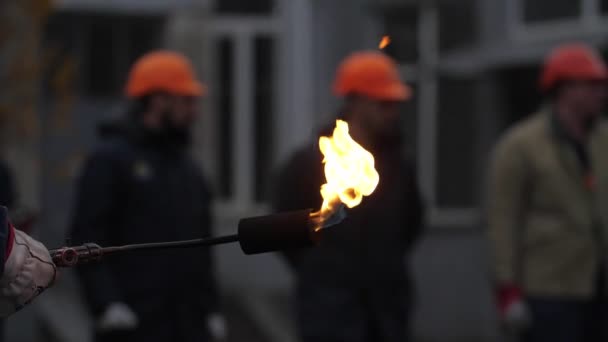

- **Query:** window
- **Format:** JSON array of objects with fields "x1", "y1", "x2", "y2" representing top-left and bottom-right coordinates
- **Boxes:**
[
  {"x1": 87, "y1": 22, "x2": 116, "y2": 96},
  {"x1": 217, "y1": 38, "x2": 234, "y2": 199},
  {"x1": 43, "y1": 12, "x2": 81, "y2": 94},
  {"x1": 377, "y1": 2, "x2": 480, "y2": 225},
  {"x1": 124, "y1": 16, "x2": 166, "y2": 77},
  {"x1": 214, "y1": 0, "x2": 274, "y2": 15},
  {"x1": 45, "y1": 12, "x2": 165, "y2": 97},
  {"x1": 208, "y1": 8, "x2": 282, "y2": 207},
  {"x1": 523, "y1": 0, "x2": 581, "y2": 23},
  {"x1": 253, "y1": 36, "x2": 275, "y2": 202},
  {"x1": 436, "y1": 77, "x2": 477, "y2": 207},
  {"x1": 601, "y1": 0, "x2": 608, "y2": 15},
  {"x1": 382, "y1": 5, "x2": 418, "y2": 63},
  {"x1": 497, "y1": 65, "x2": 543, "y2": 128},
  {"x1": 509, "y1": 0, "x2": 608, "y2": 42},
  {"x1": 400, "y1": 84, "x2": 418, "y2": 159},
  {"x1": 438, "y1": 1, "x2": 477, "y2": 53}
]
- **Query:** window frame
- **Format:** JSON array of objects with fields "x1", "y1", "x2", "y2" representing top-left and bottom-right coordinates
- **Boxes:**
[
  {"x1": 207, "y1": 21, "x2": 279, "y2": 213},
  {"x1": 205, "y1": 0, "x2": 316, "y2": 215},
  {"x1": 395, "y1": 3, "x2": 481, "y2": 228},
  {"x1": 507, "y1": 0, "x2": 608, "y2": 42}
]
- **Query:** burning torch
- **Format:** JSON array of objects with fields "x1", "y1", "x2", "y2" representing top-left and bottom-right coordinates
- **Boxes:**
[{"x1": 51, "y1": 120, "x2": 379, "y2": 267}]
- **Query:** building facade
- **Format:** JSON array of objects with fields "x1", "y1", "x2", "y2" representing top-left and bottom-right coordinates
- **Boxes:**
[{"x1": 6, "y1": 0, "x2": 608, "y2": 341}]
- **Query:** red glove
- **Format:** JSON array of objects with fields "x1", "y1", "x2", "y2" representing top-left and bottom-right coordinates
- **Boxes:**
[
  {"x1": 496, "y1": 284, "x2": 531, "y2": 332},
  {"x1": 497, "y1": 284, "x2": 523, "y2": 316}
]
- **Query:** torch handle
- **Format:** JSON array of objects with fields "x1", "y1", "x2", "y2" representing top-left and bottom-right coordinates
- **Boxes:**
[
  {"x1": 50, "y1": 243, "x2": 104, "y2": 268},
  {"x1": 50, "y1": 234, "x2": 240, "y2": 268},
  {"x1": 107, "y1": 234, "x2": 240, "y2": 253},
  {"x1": 50, "y1": 208, "x2": 324, "y2": 267}
]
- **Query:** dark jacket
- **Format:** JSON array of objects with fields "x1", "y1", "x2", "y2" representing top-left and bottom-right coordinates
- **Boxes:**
[
  {"x1": 70, "y1": 120, "x2": 218, "y2": 341},
  {"x1": 274, "y1": 139, "x2": 424, "y2": 342}
]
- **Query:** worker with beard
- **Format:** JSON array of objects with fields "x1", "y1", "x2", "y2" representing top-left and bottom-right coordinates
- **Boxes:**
[
  {"x1": 487, "y1": 43, "x2": 608, "y2": 341},
  {"x1": 273, "y1": 51, "x2": 425, "y2": 342},
  {"x1": 70, "y1": 51, "x2": 225, "y2": 342}
]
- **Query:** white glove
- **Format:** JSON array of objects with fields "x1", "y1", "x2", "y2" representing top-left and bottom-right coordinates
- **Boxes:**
[
  {"x1": 503, "y1": 299, "x2": 532, "y2": 334},
  {"x1": 207, "y1": 313, "x2": 228, "y2": 340},
  {"x1": 98, "y1": 302, "x2": 139, "y2": 332},
  {"x1": 0, "y1": 229, "x2": 57, "y2": 317}
]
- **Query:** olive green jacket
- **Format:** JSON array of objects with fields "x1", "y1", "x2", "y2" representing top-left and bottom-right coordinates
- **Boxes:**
[{"x1": 487, "y1": 109, "x2": 608, "y2": 298}]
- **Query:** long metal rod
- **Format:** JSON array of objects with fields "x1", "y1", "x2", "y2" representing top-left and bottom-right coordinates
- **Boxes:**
[
  {"x1": 102, "y1": 234, "x2": 240, "y2": 254},
  {"x1": 49, "y1": 234, "x2": 241, "y2": 268}
]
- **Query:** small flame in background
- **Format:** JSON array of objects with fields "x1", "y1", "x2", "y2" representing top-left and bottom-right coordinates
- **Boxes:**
[
  {"x1": 311, "y1": 120, "x2": 380, "y2": 230},
  {"x1": 379, "y1": 35, "x2": 391, "y2": 50}
]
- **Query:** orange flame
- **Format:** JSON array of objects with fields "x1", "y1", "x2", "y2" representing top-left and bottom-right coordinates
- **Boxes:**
[
  {"x1": 312, "y1": 120, "x2": 379, "y2": 229},
  {"x1": 379, "y1": 35, "x2": 391, "y2": 50}
]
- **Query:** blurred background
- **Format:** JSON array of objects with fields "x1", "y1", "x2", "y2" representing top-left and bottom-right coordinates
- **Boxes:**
[{"x1": 1, "y1": 0, "x2": 608, "y2": 341}]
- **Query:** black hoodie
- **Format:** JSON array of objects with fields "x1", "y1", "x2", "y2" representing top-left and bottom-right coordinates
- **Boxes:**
[
  {"x1": 272, "y1": 120, "x2": 424, "y2": 341},
  {"x1": 70, "y1": 115, "x2": 219, "y2": 341}
]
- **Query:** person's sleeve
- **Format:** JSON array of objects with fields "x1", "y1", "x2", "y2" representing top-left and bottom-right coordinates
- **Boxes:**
[
  {"x1": 70, "y1": 149, "x2": 125, "y2": 315},
  {"x1": 403, "y1": 160, "x2": 425, "y2": 248},
  {"x1": 486, "y1": 135, "x2": 529, "y2": 286}
]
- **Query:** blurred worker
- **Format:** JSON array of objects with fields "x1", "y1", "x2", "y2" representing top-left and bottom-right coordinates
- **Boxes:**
[
  {"x1": 487, "y1": 43, "x2": 608, "y2": 342},
  {"x1": 0, "y1": 205, "x2": 56, "y2": 318},
  {"x1": 70, "y1": 51, "x2": 224, "y2": 342},
  {"x1": 274, "y1": 51, "x2": 424, "y2": 342}
]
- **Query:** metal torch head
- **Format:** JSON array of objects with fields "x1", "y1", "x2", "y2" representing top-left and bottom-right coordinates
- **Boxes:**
[{"x1": 237, "y1": 209, "x2": 321, "y2": 255}]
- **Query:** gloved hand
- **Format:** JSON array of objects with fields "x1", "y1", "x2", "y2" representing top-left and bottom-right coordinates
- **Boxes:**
[
  {"x1": 0, "y1": 228, "x2": 57, "y2": 317},
  {"x1": 497, "y1": 284, "x2": 532, "y2": 333},
  {"x1": 207, "y1": 312, "x2": 228, "y2": 340},
  {"x1": 98, "y1": 302, "x2": 139, "y2": 332}
]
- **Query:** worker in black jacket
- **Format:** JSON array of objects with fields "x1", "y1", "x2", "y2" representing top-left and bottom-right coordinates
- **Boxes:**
[
  {"x1": 70, "y1": 51, "x2": 224, "y2": 342},
  {"x1": 274, "y1": 51, "x2": 424, "y2": 342}
]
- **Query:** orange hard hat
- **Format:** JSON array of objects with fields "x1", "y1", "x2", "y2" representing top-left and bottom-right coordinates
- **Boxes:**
[
  {"x1": 540, "y1": 43, "x2": 608, "y2": 91},
  {"x1": 125, "y1": 50, "x2": 206, "y2": 98},
  {"x1": 333, "y1": 51, "x2": 411, "y2": 101}
]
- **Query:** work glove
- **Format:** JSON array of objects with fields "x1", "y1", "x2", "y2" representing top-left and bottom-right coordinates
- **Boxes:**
[
  {"x1": 98, "y1": 302, "x2": 139, "y2": 332},
  {"x1": 0, "y1": 228, "x2": 57, "y2": 317},
  {"x1": 497, "y1": 284, "x2": 532, "y2": 334},
  {"x1": 207, "y1": 312, "x2": 228, "y2": 341}
]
